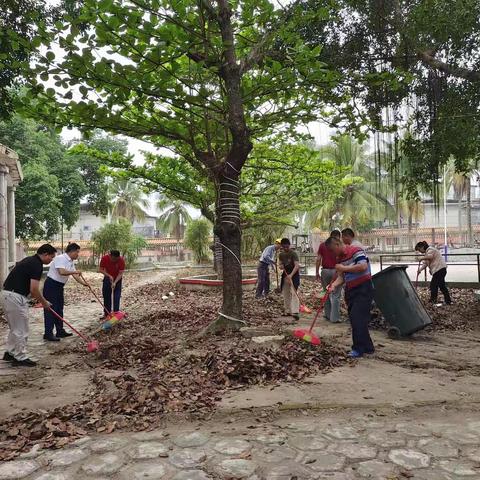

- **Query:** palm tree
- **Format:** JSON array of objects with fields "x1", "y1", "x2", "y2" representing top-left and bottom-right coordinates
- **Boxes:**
[
  {"x1": 157, "y1": 196, "x2": 192, "y2": 259},
  {"x1": 108, "y1": 179, "x2": 150, "y2": 222},
  {"x1": 307, "y1": 135, "x2": 394, "y2": 230},
  {"x1": 444, "y1": 159, "x2": 478, "y2": 246}
]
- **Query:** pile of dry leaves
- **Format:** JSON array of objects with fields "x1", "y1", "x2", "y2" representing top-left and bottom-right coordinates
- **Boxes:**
[{"x1": 0, "y1": 278, "x2": 346, "y2": 460}]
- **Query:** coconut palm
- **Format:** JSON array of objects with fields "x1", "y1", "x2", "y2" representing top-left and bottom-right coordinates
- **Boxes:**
[
  {"x1": 157, "y1": 196, "x2": 192, "y2": 259},
  {"x1": 444, "y1": 159, "x2": 479, "y2": 246},
  {"x1": 108, "y1": 179, "x2": 150, "y2": 222},
  {"x1": 307, "y1": 135, "x2": 394, "y2": 231}
]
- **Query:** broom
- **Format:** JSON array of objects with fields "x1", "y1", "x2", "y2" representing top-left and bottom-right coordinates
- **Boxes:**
[
  {"x1": 293, "y1": 285, "x2": 332, "y2": 346},
  {"x1": 48, "y1": 308, "x2": 99, "y2": 352},
  {"x1": 289, "y1": 278, "x2": 312, "y2": 314}
]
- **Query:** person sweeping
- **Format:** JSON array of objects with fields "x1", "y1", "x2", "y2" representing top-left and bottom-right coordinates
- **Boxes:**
[
  {"x1": 255, "y1": 240, "x2": 281, "y2": 299},
  {"x1": 43, "y1": 243, "x2": 88, "y2": 342},
  {"x1": 326, "y1": 237, "x2": 374, "y2": 358},
  {"x1": 415, "y1": 241, "x2": 452, "y2": 305},
  {"x1": 279, "y1": 238, "x2": 300, "y2": 321},
  {"x1": 99, "y1": 250, "x2": 125, "y2": 319},
  {"x1": 315, "y1": 230, "x2": 342, "y2": 323},
  {"x1": 2, "y1": 244, "x2": 57, "y2": 367}
]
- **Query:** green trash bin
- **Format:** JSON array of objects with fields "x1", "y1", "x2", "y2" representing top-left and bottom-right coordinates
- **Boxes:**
[{"x1": 372, "y1": 265, "x2": 432, "y2": 339}]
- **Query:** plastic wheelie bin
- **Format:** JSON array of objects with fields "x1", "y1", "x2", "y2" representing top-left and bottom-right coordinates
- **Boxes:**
[{"x1": 372, "y1": 265, "x2": 432, "y2": 339}]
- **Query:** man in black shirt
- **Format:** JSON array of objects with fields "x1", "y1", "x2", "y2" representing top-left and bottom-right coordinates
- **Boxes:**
[{"x1": 1, "y1": 244, "x2": 56, "y2": 367}]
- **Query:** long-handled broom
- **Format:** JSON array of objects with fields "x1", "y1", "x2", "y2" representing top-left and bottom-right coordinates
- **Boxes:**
[
  {"x1": 81, "y1": 274, "x2": 111, "y2": 319},
  {"x1": 293, "y1": 285, "x2": 332, "y2": 346},
  {"x1": 48, "y1": 307, "x2": 99, "y2": 352},
  {"x1": 289, "y1": 278, "x2": 312, "y2": 314}
]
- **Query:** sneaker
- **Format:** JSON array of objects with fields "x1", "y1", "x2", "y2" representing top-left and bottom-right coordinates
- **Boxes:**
[
  {"x1": 348, "y1": 350, "x2": 363, "y2": 358},
  {"x1": 12, "y1": 358, "x2": 37, "y2": 367},
  {"x1": 43, "y1": 334, "x2": 60, "y2": 342},
  {"x1": 56, "y1": 331, "x2": 73, "y2": 338},
  {"x1": 2, "y1": 352, "x2": 14, "y2": 362}
]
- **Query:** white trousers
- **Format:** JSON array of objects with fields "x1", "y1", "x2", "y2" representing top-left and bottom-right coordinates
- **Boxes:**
[
  {"x1": 1, "y1": 290, "x2": 30, "y2": 361},
  {"x1": 282, "y1": 280, "x2": 300, "y2": 315}
]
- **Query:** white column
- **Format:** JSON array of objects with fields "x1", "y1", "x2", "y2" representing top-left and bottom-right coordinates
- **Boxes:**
[
  {"x1": 7, "y1": 186, "x2": 15, "y2": 264},
  {"x1": 0, "y1": 166, "x2": 8, "y2": 285}
]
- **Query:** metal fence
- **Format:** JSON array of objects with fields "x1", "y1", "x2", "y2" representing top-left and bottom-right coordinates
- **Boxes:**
[{"x1": 379, "y1": 253, "x2": 480, "y2": 283}]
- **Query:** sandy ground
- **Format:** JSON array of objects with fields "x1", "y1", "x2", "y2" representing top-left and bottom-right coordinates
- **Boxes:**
[{"x1": 0, "y1": 269, "x2": 479, "y2": 457}]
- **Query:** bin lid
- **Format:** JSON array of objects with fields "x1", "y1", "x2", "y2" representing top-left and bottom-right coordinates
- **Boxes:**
[{"x1": 372, "y1": 264, "x2": 408, "y2": 279}]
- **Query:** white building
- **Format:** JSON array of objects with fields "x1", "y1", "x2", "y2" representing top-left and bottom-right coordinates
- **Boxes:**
[
  {"x1": 60, "y1": 203, "x2": 157, "y2": 240},
  {"x1": 0, "y1": 144, "x2": 23, "y2": 285}
]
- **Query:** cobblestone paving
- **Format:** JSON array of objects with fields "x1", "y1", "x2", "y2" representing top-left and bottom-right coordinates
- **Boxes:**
[
  {"x1": 0, "y1": 300, "x2": 101, "y2": 376},
  {"x1": 1, "y1": 413, "x2": 480, "y2": 479}
]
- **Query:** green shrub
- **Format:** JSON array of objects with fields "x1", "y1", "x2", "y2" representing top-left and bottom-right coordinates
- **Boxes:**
[{"x1": 184, "y1": 218, "x2": 211, "y2": 263}]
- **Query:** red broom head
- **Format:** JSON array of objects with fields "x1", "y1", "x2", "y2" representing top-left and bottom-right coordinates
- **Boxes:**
[
  {"x1": 87, "y1": 340, "x2": 99, "y2": 352},
  {"x1": 300, "y1": 305, "x2": 312, "y2": 314},
  {"x1": 293, "y1": 329, "x2": 307, "y2": 339}
]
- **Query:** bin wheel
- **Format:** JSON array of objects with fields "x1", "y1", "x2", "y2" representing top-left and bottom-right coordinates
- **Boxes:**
[{"x1": 387, "y1": 326, "x2": 401, "y2": 340}]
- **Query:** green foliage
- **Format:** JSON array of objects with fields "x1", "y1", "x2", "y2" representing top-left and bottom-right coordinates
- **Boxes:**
[
  {"x1": 91, "y1": 221, "x2": 131, "y2": 256},
  {"x1": 0, "y1": 0, "x2": 53, "y2": 118},
  {"x1": 184, "y1": 219, "x2": 211, "y2": 264},
  {"x1": 0, "y1": 116, "x2": 127, "y2": 239},
  {"x1": 68, "y1": 130, "x2": 128, "y2": 216},
  {"x1": 307, "y1": 136, "x2": 394, "y2": 230},
  {"x1": 91, "y1": 219, "x2": 146, "y2": 267},
  {"x1": 295, "y1": 0, "x2": 480, "y2": 188},
  {"x1": 16, "y1": 162, "x2": 61, "y2": 240},
  {"x1": 157, "y1": 196, "x2": 192, "y2": 240},
  {"x1": 108, "y1": 178, "x2": 149, "y2": 222},
  {"x1": 123, "y1": 234, "x2": 147, "y2": 268},
  {"x1": 241, "y1": 137, "x2": 344, "y2": 229}
]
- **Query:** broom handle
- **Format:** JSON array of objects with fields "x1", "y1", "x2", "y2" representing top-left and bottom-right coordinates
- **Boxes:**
[
  {"x1": 48, "y1": 307, "x2": 90, "y2": 343},
  {"x1": 81, "y1": 274, "x2": 110, "y2": 313},
  {"x1": 307, "y1": 281, "x2": 334, "y2": 332}
]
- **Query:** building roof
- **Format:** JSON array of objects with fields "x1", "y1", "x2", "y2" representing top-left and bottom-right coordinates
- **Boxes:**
[{"x1": 0, "y1": 144, "x2": 22, "y2": 186}]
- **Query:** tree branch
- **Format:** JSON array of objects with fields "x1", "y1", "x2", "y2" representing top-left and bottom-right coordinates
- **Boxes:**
[{"x1": 417, "y1": 50, "x2": 480, "y2": 83}]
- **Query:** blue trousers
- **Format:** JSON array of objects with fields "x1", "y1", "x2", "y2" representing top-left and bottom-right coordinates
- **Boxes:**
[
  {"x1": 256, "y1": 262, "x2": 270, "y2": 298},
  {"x1": 103, "y1": 278, "x2": 122, "y2": 315},
  {"x1": 345, "y1": 281, "x2": 375, "y2": 354},
  {"x1": 43, "y1": 277, "x2": 66, "y2": 336}
]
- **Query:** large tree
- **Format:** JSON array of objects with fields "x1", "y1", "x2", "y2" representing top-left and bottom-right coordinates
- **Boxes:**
[
  {"x1": 22, "y1": 0, "x2": 344, "y2": 327},
  {"x1": 296, "y1": 0, "x2": 480, "y2": 190}
]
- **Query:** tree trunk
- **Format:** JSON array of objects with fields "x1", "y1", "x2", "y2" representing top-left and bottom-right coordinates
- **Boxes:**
[
  {"x1": 201, "y1": 0, "x2": 252, "y2": 334},
  {"x1": 213, "y1": 234, "x2": 223, "y2": 279},
  {"x1": 458, "y1": 198, "x2": 463, "y2": 245},
  {"x1": 407, "y1": 211, "x2": 413, "y2": 250},
  {"x1": 467, "y1": 177, "x2": 473, "y2": 246},
  {"x1": 203, "y1": 171, "x2": 246, "y2": 334}
]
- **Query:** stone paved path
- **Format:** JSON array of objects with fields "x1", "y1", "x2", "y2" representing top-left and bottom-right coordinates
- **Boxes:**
[{"x1": 1, "y1": 409, "x2": 480, "y2": 479}]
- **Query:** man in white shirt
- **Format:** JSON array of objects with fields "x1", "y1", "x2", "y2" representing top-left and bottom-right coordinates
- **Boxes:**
[{"x1": 43, "y1": 243, "x2": 88, "y2": 341}]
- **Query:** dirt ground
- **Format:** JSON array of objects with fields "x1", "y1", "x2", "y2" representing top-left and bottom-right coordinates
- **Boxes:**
[{"x1": 1, "y1": 269, "x2": 480, "y2": 461}]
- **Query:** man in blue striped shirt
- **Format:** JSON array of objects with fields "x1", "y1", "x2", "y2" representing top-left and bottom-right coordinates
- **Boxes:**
[
  {"x1": 256, "y1": 240, "x2": 281, "y2": 299},
  {"x1": 326, "y1": 236, "x2": 375, "y2": 358}
]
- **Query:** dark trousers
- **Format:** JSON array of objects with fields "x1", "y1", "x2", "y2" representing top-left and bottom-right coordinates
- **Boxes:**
[
  {"x1": 43, "y1": 277, "x2": 66, "y2": 336},
  {"x1": 430, "y1": 268, "x2": 451, "y2": 304},
  {"x1": 103, "y1": 278, "x2": 122, "y2": 315},
  {"x1": 345, "y1": 282, "x2": 375, "y2": 354},
  {"x1": 256, "y1": 262, "x2": 270, "y2": 298}
]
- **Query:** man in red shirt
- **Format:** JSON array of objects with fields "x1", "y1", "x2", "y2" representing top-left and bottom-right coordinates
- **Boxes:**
[
  {"x1": 315, "y1": 230, "x2": 342, "y2": 323},
  {"x1": 99, "y1": 250, "x2": 125, "y2": 318}
]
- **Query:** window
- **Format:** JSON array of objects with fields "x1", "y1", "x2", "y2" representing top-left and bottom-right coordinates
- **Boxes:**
[{"x1": 83, "y1": 225, "x2": 90, "y2": 231}]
